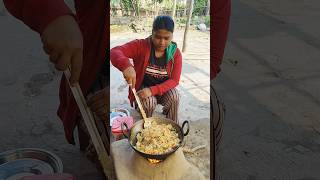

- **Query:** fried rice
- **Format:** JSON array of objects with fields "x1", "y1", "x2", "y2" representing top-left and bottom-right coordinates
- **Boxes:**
[{"x1": 134, "y1": 121, "x2": 180, "y2": 155}]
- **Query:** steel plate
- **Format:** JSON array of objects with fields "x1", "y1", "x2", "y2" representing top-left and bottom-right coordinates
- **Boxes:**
[{"x1": 0, "y1": 148, "x2": 63, "y2": 180}]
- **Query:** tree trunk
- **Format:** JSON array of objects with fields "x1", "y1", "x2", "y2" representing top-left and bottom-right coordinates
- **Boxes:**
[
  {"x1": 121, "y1": 0, "x2": 127, "y2": 16},
  {"x1": 154, "y1": 1, "x2": 156, "y2": 18},
  {"x1": 135, "y1": 0, "x2": 140, "y2": 18},
  {"x1": 155, "y1": 1, "x2": 159, "y2": 17},
  {"x1": 205, "y1": 0, "x2": 210, "y2": 16},
  {"x1": 119, "y1": 0, "x2": 124, "y2": 16},
  {"x1": 184, "y1": 0, "x2": 188, "y2": 16},
  {"x1": 136, "y1": 0, "x2": 140, "y2": 19},
  {"x1": 130, "y1": 0, "x2": 140, "y2": 17},
  {"x1": 182, "y1": 0, "x2": 194, "y2": 53},
  {"x1": 129, "y1": 0, "x2": 136, "y2": 16},
  {"x1": 171, "y1": 0, "x2": 177, "y2": 19}
]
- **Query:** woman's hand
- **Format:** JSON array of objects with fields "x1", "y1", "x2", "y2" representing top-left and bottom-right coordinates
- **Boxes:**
[
  {"x1": 122, "y1": 66, "x2": 136, "y2": 87},
  {"x1": 87, "y1": 88, "x2": 108, "y2": 122},
  {"x1": 137, "y1": 88, "x2": 152, "y2": 99},
  {"x1": 41, "y1": 15, "x2": 83, "y2": 85}
]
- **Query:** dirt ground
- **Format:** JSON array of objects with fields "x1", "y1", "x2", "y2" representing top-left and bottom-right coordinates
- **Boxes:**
[{"x1": 110, "y1": 29, "x2": 211, "y2": 179}]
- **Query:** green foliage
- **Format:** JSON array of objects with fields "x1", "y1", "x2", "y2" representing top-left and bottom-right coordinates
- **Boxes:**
[
  {"x1": 190, "y1": 15, "x2": 210, "y2": 26},
  {"x1": 177, "y1": 17, "x2": 187, "y2": 24},
  {"x1": 112, "y1": 0, "x2": 209, "y2": 18},
  {"x1": 176, "y1": 3, "x2": 186, "y2": 10},
  {"x1": 175, "y1": 9, "x2": 210, "y2": 27},
  {"x1": 192, "y1": 15, "x2": 199, "y2": 25},
  {"x1": 122, "y1": 0, "x2": 134, "y2": 13},
  {"x1": 162, "y1": 0, "x2": 173, "y2": 10},
  {"x1": 204, "y1": 15, "x2": 210, "y2": 27},
  {"x1": 119, "y1": 0, "x2": 140, "y2": 16},
  {"x1": 110, "y1": 0, "x2": 120, "y2": 7},
  {"x1": 193, "y1": 0, "x2": 208, "y2": 16}
]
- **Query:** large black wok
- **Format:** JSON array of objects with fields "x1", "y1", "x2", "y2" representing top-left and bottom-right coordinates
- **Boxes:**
[{"x1": 121, "y1": 117, "x2": 189, "y2": 160}]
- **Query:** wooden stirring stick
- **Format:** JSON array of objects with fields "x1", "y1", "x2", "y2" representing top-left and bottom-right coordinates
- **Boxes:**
[
  {"x1": 129, "y1": 85, "x2": 151, "y2": 128},
  {"x1": 64, "y1": 67, "x2": 112, "y2": 179}
]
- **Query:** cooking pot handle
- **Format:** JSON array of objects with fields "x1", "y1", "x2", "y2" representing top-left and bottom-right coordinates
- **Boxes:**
[
  {"x1": 182, "y1": 121, "x2": 190, "y2": 136},
  {"x1": 121, "y1": 122, "x2": 129, "y2": 139}
]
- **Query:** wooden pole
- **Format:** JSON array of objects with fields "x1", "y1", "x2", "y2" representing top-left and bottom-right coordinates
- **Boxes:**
[
  {"x1": 172, "y1": 0, "x2": 177, "y2": 19},
  {"x1": 64, "y1": 68, "x2": 113, "y2": 179},
  {"x1": 182, "y1": 0, "x2": 194, "y2": 53},
  {"x1": 205, "y1": 0, "x2": 210, "y2": 16}
]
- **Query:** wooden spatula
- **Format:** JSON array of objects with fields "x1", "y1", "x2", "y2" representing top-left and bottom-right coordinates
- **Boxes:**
[{"x1": 129, "y1": 85, "x2": 151, "y2": 128}]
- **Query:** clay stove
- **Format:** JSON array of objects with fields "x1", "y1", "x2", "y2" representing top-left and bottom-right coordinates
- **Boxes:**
[{"x1": 111, "y1": 139, "x2": 206, "y2": 180}]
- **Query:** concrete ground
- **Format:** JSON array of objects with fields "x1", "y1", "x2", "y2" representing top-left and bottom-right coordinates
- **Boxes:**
[{"x1": 215, "y1": 0, "x2": 320, "y2": 179}]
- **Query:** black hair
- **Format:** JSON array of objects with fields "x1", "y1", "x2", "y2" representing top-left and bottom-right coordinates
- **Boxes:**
[{"x1": 152, "y1": 15, "x2": 174, "y2": 33}]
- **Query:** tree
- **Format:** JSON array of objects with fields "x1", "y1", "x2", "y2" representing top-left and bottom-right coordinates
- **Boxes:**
[
  {"x1": 193, "y1": 0, "x2": 206, "y2": 16},
  {"x1": 121, "y1": 0, "x2": 132, "y2": 16},
  {"x1": 153, "y1": 0, "x2": 163, "y2": 17},
  {"x1": 119, "y1": 0, "x2": 139, "y2": 17},
  {"x1": 131, "y1": 0, "x2": 140, "y2": 17},
  {"x1": 111, "y1": 0, "x2": 120, "y2": 16},
  {"x1": 182, "y1": 0, "x2": 194, "y2": 52},
  {"x1": 119, "y1": 0, "x2": 125, "y2": 16},
  {"x1": 205, "y1": 0, "x2": 210, "y2": 16},
  {"x1": 171, "y1": 0, "x2": 177, "y2": 19}
]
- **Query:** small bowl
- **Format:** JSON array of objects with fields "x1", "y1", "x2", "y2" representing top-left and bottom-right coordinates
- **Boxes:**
[{"x1": 0, "y1": 148, "x2": 63, "y2": 180}]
